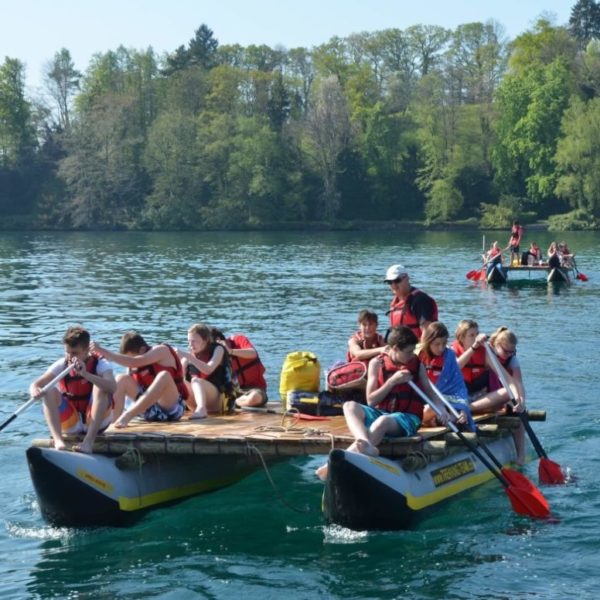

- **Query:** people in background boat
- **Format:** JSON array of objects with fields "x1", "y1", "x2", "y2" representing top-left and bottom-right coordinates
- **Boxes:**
[
  {"x1": 547, "y1": 242, "x2": 561, "y2": 269},
  {"x1": 523, "y1": 242, "x2": 543, "y2": 266},
  {"x1": 558, "y1": 241, "x2": 575, "y2": 268},
  {"x1": 483, "y1": 241, "x2": 503, "y2": 266},
  {"x1": 507, "y1": 220, "x2": 524, "y2": 265},
  {"x1": 91, "y1": 332, "x2": 188, "y2": 428},
  {"x1": 385, "y1": 264, "x2": 438, "y2": 341},
  {"x1": 418, "y1": 322, "x2": 474, "y2": 430},
  {"x1": 176, "y1": 323, "x2": 229, "y2": 418},
  {"x1": 210, "y1": 327, "x2": 268, "y2": 408},
  {"x1": 346, "y1": 309, "x2": 387, "y2": 365},
  {"x1": 30, "y1": 326, "x2": 116, "y2": 453}
]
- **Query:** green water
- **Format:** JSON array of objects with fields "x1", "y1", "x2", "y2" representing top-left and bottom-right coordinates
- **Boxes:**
[{"x1": 1, "y1": 230, "x2": 599, "y2": 599}]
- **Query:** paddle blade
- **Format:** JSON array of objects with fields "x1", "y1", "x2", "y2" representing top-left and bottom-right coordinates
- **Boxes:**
[
  {"x1": 505, "y1": 484, "x2": 551, "y2": 519},
  {"x1": 576, "y1": 272, "x2": 589, "y2": 282},
  {"x1": 500, "y1": 467, "x2": 540, "y2": 490},
  {"x1": 539, "y1": 458, "x2": 566, "y2": 485},
  {"x1": 466, "y1": 270, "x2": 477, "y2": 280}
]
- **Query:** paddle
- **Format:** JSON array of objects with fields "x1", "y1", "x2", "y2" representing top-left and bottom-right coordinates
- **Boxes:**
[
  {"x1": 408, "y1": 381, "x2": 550, "y2": 519},
  {"x1": 0, "y1": 363, "x2": 73, "y2": 433},
  {"x1": 426, "y1": 380, "x2": 547, "y2": 494},
  {"x1": 484, "y1": 343, "x2": 566, "y2": 485},
  {"x1": 572, "y1": 258, "x2": 589, "y2": 281}
]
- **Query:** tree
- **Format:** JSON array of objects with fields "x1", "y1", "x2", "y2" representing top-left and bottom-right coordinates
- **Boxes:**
[
  {"x1": 44, "y1": 48, "x2": 81, "y2": 130},
  {"x1": 303, "y1": 76, "x2": 352, "y2": 220},
  {"x1": 162, "y1": 24, "x2": 218, "y2": 75},
  {"x1": 554, "y1": 95, "x2": 600, "y2": 216},
  {"x1": 0, "y1": 57, "x2": 35, "y2": 167},
  {"x1": 569, "y1": 0, "x2": 600, "y2": 48}
]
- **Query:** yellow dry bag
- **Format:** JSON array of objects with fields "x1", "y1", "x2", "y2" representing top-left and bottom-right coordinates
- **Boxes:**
[{"x1": 279, "y1": 351, "x2": 321, "y2": 407}]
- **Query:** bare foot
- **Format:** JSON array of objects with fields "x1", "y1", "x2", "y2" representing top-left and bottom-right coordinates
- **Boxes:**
[
  {"x1": 189, "y1": 410, "x2": 208, "y2": 420},
  {"x1": 112, "y1": 413, "x2": 132, "y2": 429},
  {"x1": 355, "y1": 439, "x2": 379, "y2": 456},
  {"x1": 52, "y1": 438, "x2": 67, "y2": 451},
  {"x1": 316, "y1": 463, "x2": 328, "y2": 481},
  {"x1": 72, "y1": 441, "x2": 93, "y2": 454}
]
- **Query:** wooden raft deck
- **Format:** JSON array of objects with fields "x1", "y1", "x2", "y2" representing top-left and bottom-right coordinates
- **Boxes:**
[{"x1": 31, "y1": 408, "x2": 545, "y2": 459}]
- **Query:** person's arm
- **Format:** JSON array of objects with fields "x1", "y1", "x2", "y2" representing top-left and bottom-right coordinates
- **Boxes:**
[
  {"x1": 184, "y1": 345, "x2": 225, "y2": 376},
  {"x1": 366, "y1": 358, "x2": 401, "y2": 407},
  {"x1": 30, "y1": 365, "x2": 61, "y2": 398},
  {"x1": 347, "y1": 337, "x2": 386, "y2": 361},
  {"x1": 454, "y1": 333, "x2": 487, "y2": 369},
  {"x1": 228, "y1": 346, "x2": 257, "y2": 360},
  {"x1": 417, "y1": 365, "x2": 450, "y2": 424},
  {"x1": 91, "y1": 342, "x2": 169, "y2": 369},
  {"x1": 72, "y1": 359, "x2": 116, "y2": 394}
]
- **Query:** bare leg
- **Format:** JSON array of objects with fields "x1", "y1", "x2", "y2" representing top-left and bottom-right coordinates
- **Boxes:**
[
  {"x1": 234, "y1": 389, "x2": 265, "y2": 407},
  {"x1": 42, "y1": 388, "x2": 67, "y2": 451},
  {"x1": 113, "y1": 374, "x2": 138, "y2": 420},
  {"x1": 189, "y1": 378, "x2": 220, "y2": 419},
  {"x1": 113, "y1": 371, "x2": 179, "y2": 428},
  {"x1": 470, "y1": 388, "x2": 509, "y2": 414},
  {"x1": 74, "y1": 389, "x2": 110, "y2": 454}
]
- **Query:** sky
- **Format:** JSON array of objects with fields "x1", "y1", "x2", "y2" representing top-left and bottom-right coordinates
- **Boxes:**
[{"x1": 2, "y1": 0, "x2": 573, "y2": 93}]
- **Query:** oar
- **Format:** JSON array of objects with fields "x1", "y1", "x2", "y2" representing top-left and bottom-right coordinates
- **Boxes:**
[
  {"x1": 408, "y1": 381, "x2": 550, "y2": 519},
  {"x1": 484, "y1": 343, "x2": 566, "y2": 485},
  {"x1": 0, "y1": 363, "x2": 73, "y2": 433},
  {"x1": 426, "y1": 380, "x2": 546, "y2": 493}
]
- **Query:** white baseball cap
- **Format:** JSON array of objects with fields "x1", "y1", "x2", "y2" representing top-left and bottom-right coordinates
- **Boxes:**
[{"x1": 384, "y1": 264, "x2": 408, "y2": 282}]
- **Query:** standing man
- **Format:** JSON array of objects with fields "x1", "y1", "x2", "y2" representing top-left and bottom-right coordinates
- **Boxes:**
[
  {"x1": 29, "y1": 325, "x2": 116, "y2": 453},
  {"x1": 507, "y1": 220, "x2": 524, "y2": 265},
  {"x1": 385, "y1": 264, "x2": 438, "y2": 341}
]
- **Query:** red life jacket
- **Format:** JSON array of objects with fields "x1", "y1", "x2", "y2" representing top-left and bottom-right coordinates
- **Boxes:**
[
  {"x1": 419, "y1": 351, "x2": 444, "y2": 385},
  {"x1": 58, "y1": 355, "x2": 99, "y2": 413},
  {"x1": 450, "y1": 340, "x2": 488, "y2": 392},
  {"x1": 131, "y1": 344, "x2": 189, "y2": 400},
  {"x1": 346, "y1": 331, "x2": 386, "y2": 363},
  {"x1": 376, "y1": 353, "x2": 423, "y2": 418},
  {"x1": 228, "y1": 336, "x2": 266, "y2": 389},
  {"x1": 387, "y1": 288, "x2": 438, "y2": 339}
]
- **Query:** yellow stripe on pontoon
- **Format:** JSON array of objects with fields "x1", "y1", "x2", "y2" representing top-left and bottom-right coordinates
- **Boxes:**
[
  {"x1": 404, "y1": 468, "x2": 496, "y2": 510},
  {"x1": 118, "y1": 473, "x2": 246, "y2": 511}
]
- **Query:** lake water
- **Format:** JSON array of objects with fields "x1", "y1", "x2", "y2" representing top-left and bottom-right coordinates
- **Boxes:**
[{"x1": 0, "y1": 230, "x2": 599, "y2": 599}]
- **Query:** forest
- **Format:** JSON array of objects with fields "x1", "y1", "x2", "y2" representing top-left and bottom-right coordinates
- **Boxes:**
[{"x1": 1, "y1": 1, "x2": 600, "y2": 231}]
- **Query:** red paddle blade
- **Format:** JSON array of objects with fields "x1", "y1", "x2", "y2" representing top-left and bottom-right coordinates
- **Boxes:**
[
  {"x1": 466, "y1": 270, "x2": 476, "y2": 279},
  {"x1": 576, "y1": 273, "x2": 588, "y2": 281},
  {"x1": 539, "y1": 458, "x2": 566, "y2": 484},
  {"x1": 505, "y1": 484, "x2": 551, "y2": 519},
  {"x1": 478, "y1": 270, "x2": 487, "y2": 281},
  {"x1": 500, "y1": 467, "x2": 539, "y2": 490}
]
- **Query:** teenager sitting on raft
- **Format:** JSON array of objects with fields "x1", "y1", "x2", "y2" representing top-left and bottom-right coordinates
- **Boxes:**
[
  {"x1": 177, "y1": 323, "x2": 228, "y2": 418},
  {"x1": 418, "y1": 322, "x2": 474, "y2": 430},
  {"x1": 346, "y1": 309, "x2": 387, "y2": 366},
  {"x1": 316, "y1": 326, "x2": 451, "y2": 480},
  {"x1": 91, "y1": 332, "x2": 187, "y2": 428}
]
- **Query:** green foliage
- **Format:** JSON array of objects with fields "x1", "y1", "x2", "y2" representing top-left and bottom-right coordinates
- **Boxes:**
[
  {"x1": 479, "y1": 202, "x2": 514, "y2": 228},
  {"x1": 425, "y1": 178, "x2": 464, "y2": 223},
  {"x1": 547, "y1": 208, "x2": 598, "y2": 230}
]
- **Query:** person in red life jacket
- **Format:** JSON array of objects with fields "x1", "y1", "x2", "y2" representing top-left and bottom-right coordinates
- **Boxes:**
[
  {"x1": 29, "y1": 326, "x2": 116, "y2": 453},
  {"x1": 418, "y1": 322, "x2": 473, "y2": 430},
  {"x1": 176, "y1": 323, "x2": 227, "y2": 419},
  {"x1": 91, "y1": 331, "x2": 188, "y2": 428},
  {"x1": 451, "y1": 319, "x2": 490, "y2": 398},
  {"x1": 507, "y1": 219, "x2": 524, "y2": 265},
  {"x1": 211, "y1": 328, "x2": 267, "y2": 408},
  {"x1": 384, "y1": 264, "x2": 438, "y2": 341},
  {"x1": 483, "y1": 240, "x2": 503, "y2": 266},
  {"x1": 346, "y1": 309, "x2": 387, "y2": 365},
  {"x1": 485, "y1": 326, "x2": 527, "y2": 464}
]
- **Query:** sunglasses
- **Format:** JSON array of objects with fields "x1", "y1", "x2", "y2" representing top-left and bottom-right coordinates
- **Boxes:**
[
  {"x1": 498, "y1": 345, "x2": 516, "y2": 356},
  {"x1": 386, "y1": 276, "x2": 407, "y2": 284}
]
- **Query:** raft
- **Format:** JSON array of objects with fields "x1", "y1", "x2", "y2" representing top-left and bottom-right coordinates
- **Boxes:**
[
  {"x1": 485, "y1": 264, "x2": 575, "y2": 284},
  {"x1": 26, "y1": 407, "x2": 545, "y2": 528}
]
